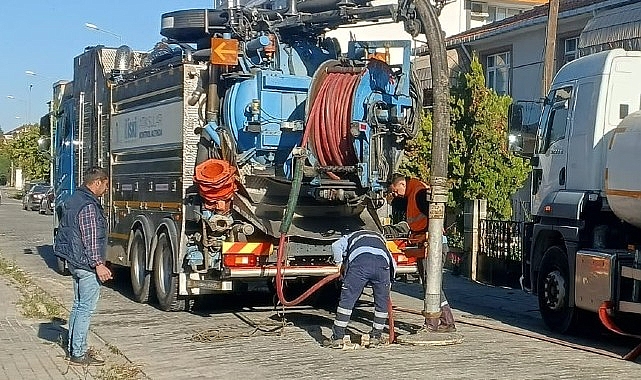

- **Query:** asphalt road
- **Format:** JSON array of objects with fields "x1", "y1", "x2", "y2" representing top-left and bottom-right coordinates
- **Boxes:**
[{"x1": 1, "y1": 188, "x2": 641, "y2": 379}]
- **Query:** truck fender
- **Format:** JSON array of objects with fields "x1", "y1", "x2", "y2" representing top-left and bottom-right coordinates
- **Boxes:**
[
  {"x1": 150, "y1": 218, "x2": 180, "y2": 274},
  {"x1": 536, "y1": 191, "x2": 586, "y2": 220},
  {"x1": 127, "y1": 215, "x2": 154, "y2": 270}
]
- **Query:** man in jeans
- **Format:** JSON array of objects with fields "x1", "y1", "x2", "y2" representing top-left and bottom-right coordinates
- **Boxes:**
[
  {"x1": 324, "y1": 229, "x2": 396, "y2": 348},
  {"x1": 54, "y1": 167, "x2": 112, "y2": 366}
]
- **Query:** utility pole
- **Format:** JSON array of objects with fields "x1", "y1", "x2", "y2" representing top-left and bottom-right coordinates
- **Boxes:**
[
  {"x1": 28, "y1": 84, "x2": 33, "y2": 125},
  {"x1": 542, "y1": 0, "x2": 559, "y2": 97}
]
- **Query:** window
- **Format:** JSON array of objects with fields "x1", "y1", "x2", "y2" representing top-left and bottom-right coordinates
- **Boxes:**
[
  {"x1": 488, "y1": 6, "x2": 522, "y2": 22},
  {"x1": 486, "y1": 52, "x2": 510, "y2": 95},
  {"x1": 540, "y1": 86, "x2": 572, "y2": 153},
  {"x1": 563, "y1": 37, "x2": 579, "y2": 65},
  {"x1": 468, "y1": 1, "x2": 489, "y2": 19}
]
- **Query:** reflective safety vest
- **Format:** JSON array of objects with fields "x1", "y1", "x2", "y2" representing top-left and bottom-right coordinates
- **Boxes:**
[{"x1": 405, "y1": 178, "x2": 428, "y2": 233}]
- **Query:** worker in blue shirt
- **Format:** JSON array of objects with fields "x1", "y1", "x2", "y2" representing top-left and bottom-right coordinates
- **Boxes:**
[{"x1": 324, "y1": 229, "x2": 396, "y2": 349}]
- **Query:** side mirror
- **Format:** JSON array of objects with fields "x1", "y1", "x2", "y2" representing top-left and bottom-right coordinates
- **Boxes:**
[
  {"x1": 37, "y1": 136, "x2": 52, "y2": 161},
  {"x1": 508, "y1": 104, "x2": 525, "y2": 154},
  {"x1": 509, "y1": 101, "x2": 542, "y2": 157},
  {"x1": 530, "y1": 156, "x2": 539, "y2": 167},
  {"x1": 37, "y1": 136, "x2": 50, "y2": 152}
]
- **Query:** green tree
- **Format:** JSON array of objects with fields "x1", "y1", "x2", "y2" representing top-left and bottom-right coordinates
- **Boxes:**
[
  {"x1": 6, "y1": 124, "x2": 49, "y2": 182},
  {"x1": 401, "y1": 55, "x2": 530, "y2": 220},
  {"x1": 0, "y1": 126, "x2": 11, "y2": 185}
]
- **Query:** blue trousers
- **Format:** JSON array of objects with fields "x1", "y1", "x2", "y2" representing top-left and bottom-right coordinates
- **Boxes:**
[
  {"x1": 67, "y1": 265, "x2": 101, "y2": 358},
  {"x1": 332, "y1": 254, "x2": 390, "y2": 340}
]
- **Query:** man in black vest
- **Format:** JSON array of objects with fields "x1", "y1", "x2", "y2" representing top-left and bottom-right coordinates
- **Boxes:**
[
  {"x1": 324, "y1": 229, "x2": 396, "y2": 349},
  {"x1": 54, "y1": 167, "x2": 111, "y2": 366}
]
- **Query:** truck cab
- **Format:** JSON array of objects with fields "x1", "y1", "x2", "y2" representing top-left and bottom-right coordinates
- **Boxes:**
[{"x1": 514, "y1": 49, "x2": 641, "y2": 333}]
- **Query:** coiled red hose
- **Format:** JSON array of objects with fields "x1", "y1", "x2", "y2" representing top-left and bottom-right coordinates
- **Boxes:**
[
  {"x1": 274, "y1": 70, "x2": 362, "y2": 306},
  {"x1": 274, "y1": 68, "x2": 396, "y2": 344},
  {"x1": 306, "y1": 71, "x2": 360, "y2": 179}
]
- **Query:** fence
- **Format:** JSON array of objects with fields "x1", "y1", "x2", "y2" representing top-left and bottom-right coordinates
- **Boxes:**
[{"x1": 477, "y1": 219, "x2": 525, "y2": 288}]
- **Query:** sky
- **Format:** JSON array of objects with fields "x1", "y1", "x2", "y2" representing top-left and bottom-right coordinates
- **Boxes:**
[{"x1": 0, "y1": 1, "x2": 215, "y2": 133}]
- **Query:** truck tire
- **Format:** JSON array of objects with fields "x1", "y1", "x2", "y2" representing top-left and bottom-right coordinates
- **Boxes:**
[
  {"x1": 537, "y1": 245, "x2": 577, "y2": 333},
  {"x1": 153, "y1": 231, "x2": 185, "y2": 311},
  {"x1": 130, "y1": 229, "x2": 152, "y2": 303}
]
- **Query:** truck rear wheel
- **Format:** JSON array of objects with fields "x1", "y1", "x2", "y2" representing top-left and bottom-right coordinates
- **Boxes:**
[
  {"x1": 537, "y1": 245, "x2": 577, "y2": 333},
  {"x1": 130, "y1": 229, "x2": 152, "y2": 303},
  {"x1": 153, "y1": 231, "x2": 185, "y2": 311}
]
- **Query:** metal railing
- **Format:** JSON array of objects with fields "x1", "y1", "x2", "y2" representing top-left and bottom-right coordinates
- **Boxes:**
[
  {"x1": 477, "y1": 219, "x2": 525, "y2": 288},
  {"x1": 479, "y1": 219, "x2": 524, "y2": 262}
]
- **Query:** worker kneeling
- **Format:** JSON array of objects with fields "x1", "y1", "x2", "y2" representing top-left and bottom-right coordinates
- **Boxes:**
[{"x1": 324, "y1": 230, "x2": 396, "y2": 349}]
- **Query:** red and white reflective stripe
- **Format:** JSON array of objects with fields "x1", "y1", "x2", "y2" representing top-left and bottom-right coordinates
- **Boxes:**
[{"x1": 222, "y1": 242, "x2": 273, "y2": 255}]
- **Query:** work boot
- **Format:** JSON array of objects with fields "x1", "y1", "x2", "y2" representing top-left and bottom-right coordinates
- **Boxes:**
[
  {"x1": 424, "y1": 317, "x2": 441, "y2": 332},
  {"x1": 69, "y1": 353, "x2": 105, "y2": 367},
  {"x1": 367, "y1": 335, "x2": 388, "y2": 348},
  {"x1": 423, "y1": 317, "x2": 456, "y2": 333},
  {"x1": 322, "y1": 337, "x2": 344, "y2": 349},
  {"x1": 439, "y1": 305, "x2": 457, "y2": 332}
]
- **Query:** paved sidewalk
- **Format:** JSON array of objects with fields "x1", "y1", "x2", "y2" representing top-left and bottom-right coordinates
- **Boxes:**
[{"x1": 0, "y1": 277, "x2": 81, "y2": 379}]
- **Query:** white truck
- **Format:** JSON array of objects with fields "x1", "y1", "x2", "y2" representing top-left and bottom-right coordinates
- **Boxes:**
[{"x1": 513, "y1": 48, "x2": 641, "y2": 333}]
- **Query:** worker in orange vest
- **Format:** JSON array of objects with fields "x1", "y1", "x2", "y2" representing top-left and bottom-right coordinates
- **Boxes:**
[{"x1": 387, "y1": 173, "x2": 456, "y2": 332}]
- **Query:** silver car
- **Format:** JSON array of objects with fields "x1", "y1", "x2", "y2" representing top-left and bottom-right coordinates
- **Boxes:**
[{"x1": 22, "y1": 184, "x2": 51, "y2": 211}]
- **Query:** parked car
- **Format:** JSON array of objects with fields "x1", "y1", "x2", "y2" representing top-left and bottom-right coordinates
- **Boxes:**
[
  {"x1": 39, "y1": 187, "x2": 54, "y2": 215},
  {"x1": 22, "y1": 184, "x2": 51, "y2": 211}
]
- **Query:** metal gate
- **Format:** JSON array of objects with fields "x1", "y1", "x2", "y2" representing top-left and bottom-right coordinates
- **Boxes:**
[{"x1": 478, "y1": 219, "x2": 524, "y2": 288}]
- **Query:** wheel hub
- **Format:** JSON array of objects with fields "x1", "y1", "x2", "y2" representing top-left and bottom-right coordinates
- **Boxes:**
[{"x1": 544, "y1": 270, "x2": 566, "y2": 311}]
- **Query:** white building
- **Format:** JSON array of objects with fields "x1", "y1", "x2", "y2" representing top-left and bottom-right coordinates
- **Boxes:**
[
  {"x1": 327, "y1": 0, "x2": 546, "y2": 61},
  {"x1": 443, "y1": 0, "x2": 641, "y2": 137},
  {"x1": 438, "y1": 0, "x2": 641, "y2": 220}
]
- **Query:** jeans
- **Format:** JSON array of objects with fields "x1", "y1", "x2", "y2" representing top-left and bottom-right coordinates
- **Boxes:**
[{"x1": 67, "y1": 265, "x2": 101, "y2": 358}]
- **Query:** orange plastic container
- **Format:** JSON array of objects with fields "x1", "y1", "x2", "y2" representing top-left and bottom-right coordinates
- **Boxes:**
[{"x1": 194, "y1": 159, "x2": 237, "y2": 212}]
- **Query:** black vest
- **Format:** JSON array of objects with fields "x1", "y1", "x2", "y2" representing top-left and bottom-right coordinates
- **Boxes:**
[{"x1": 54, "y1": 186, "x2": 107, "y2": 271}]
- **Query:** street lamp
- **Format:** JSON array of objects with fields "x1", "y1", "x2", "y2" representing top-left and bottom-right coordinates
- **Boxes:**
[
  {"x1": 7, "y1": 95, "x2": 28, "y2": 124},
  {"x1": 84, "y1": 22, "x2": 122, "y2": 44},
  {"x1": 25, "y1": 70, "x2": 55, "y2": 83},
  {"x1": 25, "y1": 71, "x2": 55, "y2": 124}
]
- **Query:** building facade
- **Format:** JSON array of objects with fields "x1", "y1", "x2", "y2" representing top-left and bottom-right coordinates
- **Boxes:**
[
  {"x1": 444, "y1": 0, "x2": 641, "y2": 126},
  {"x1": 326, "y1": 0, "x2": 545, "y2": 64}
]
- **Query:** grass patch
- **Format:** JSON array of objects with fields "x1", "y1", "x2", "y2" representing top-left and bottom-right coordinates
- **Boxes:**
[
  {"x1": 0, "y1": 255, "x2": 65, "y2": 320},
  {"x1": 106, "y1": 342, "x2": 123, "y2": 356},
  {"x1": 96, "y1": 363, "x2": 146, "y2": 380},
  {"x1": 0, "y1": 255, "x2": 147, "y2": 379}
]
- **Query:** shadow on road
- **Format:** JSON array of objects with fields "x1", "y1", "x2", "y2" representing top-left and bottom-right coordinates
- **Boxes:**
[
  {"x1": 392, "y1": 271, "x2": 641, "y2": 360},
  {"x1": 35, "y1": 244, "x2": 61, "y2": 274},
  {"x1": 37, "y1": 317, "x2": 68, "y2": 351}
]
